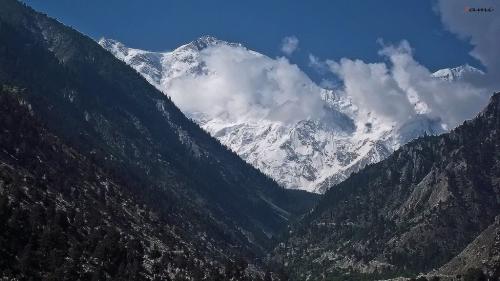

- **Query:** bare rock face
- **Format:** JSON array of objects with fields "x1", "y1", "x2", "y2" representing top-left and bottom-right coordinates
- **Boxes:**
[{"x1": 276, "y1": 93, "x2": 500, "y2": 280}]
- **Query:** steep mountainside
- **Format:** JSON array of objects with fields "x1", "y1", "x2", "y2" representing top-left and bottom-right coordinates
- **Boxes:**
[
  {"x1": 0, "y1": 0, "x2": 318, "y2": 277},
  {"x1": 0, "y1": 87, "x2": 270, "y2": 280},
  {"x1": 431, "y1": 64, "x2": 484, "y2": 82},
  {"x1": 437, "y1": 216, "x2": 500, "y2": 277},
  {"x1": 100, "y1": 37, "x2": 445, "y2": 193},
  {"x1": 275, "y1": 92, "x2": 500, "y2": 280}
]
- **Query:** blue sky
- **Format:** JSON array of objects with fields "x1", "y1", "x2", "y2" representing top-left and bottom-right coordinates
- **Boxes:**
[{"x1": 22, "y1": 0, "x2": 480, "y2": 82}]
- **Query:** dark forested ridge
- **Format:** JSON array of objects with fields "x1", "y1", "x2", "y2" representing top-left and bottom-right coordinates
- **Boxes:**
[
  {"x1": 276, "y1": 92, "x2": 500, "y2": 281},
  {"x1": 0, "y1": 0, "x2": 318, "y2": 279},
  {"x1": 0, "y1": 88, "x2": 249, "y2": 280}
]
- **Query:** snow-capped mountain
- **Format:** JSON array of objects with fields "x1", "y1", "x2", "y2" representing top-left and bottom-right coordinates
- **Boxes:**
[
  {"x1": 99, "y1": 36, "x2": 446, "y2": 193},
  {"x1": 431, "y1": 64, "x2": 484, "y2": 81}
]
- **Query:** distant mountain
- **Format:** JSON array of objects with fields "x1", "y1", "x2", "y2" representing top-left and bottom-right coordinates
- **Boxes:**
[
  {"x1": 432, "y1": 64, "x2": 484, "y2": 82},
  {"x1": 274, "y1": 92, "x2": 500, "y2": 280},
  {"x1": 100, "y1": 37, "x2": 445, "y2": 193},
  {"x1": 0, "y1": 0, "x2": 318, "y2": 279}
]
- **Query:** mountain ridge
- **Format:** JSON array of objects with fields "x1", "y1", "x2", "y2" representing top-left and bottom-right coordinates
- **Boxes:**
[
  {"x1": 431, "y1": 64, "x2": 484, "y2": 81},
  {"x1": 275, "y1": 92, "x2": 500, "y2": 280},
  {"x1": 100, "y1": 36, "x2": 449, "y2": 194},
  {"x1": 0, "y1": 1, "x2": 318, "y2": 279}
]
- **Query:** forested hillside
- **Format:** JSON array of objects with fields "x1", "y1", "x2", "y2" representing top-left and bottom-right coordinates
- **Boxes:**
[{"x1": 0, "y1": 0, "x2": 318, "y2": 279}]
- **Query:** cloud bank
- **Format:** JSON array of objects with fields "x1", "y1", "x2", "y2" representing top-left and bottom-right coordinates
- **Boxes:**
[
  {"x1": 166, "y1": 38, "x2": 490, "y2": 130},
  {"x1": 280, "y1": 36, "x2": 299, "y2": 56},
  {"x1": 167, "y1": 44, "x2": 325, "y2": 123},
  {"x1": 326, "y1": 40, "x2": 490, "y2": 128},
  {"x1": 167, "y1": 1, "x2": 500, "y2": 131},
  {"x1": 298, "y1": 1, "x2": 498, "y2": 129}
]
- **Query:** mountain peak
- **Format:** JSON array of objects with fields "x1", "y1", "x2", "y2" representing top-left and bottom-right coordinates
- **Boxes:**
[
  {"x1": 478, "y1": 91, "x2": 500, "y2": 120},
  {"x1": 178, "y1": 35, "x2": 242, "y2": 52},
  {"x1": 432, "y1": 64, "x2": 484, "y2": 81},
  {"x1": 98, "y1": 37, "x2": 122, "y2": 48},
  {"x1": 97, "y1": 37, "x2": 133, "y2": 57},
  {"x1": 195, "y1": 35, "x2": 222, "y2": 45}
]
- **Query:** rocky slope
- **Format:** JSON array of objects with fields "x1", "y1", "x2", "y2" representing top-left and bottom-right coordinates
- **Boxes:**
[
  {"x1": 438, "y1": 216, "x2": 500, "y2": 277},
  {"x1": 275, "y1": 92, "x2": 500, "y2": 280},
  {"x1": 100, "y1": 37, "x2": 451, "y2": 194}
]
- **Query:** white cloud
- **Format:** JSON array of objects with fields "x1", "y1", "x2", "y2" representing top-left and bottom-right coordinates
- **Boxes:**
[
  {"x1": 167, "y1": 44, "x2": 325, "y2": 124},
  {"x1": 308, "y1": 54, "x2": 329, "y2": 74},
  {"x1": 326, "y1": 40, "x2": 490, "y2": 128},
  {"x1": 280, "y1": 36, "x2": 299, "y2": 56},
  {"x1": 327, "y1": 55, "x2": 415, "y2": 124},
  {"x1": 302, "y1": 2, "x2": 499, "y2": 129},
  {"x1": 165, "y1": 35, "x2": 492, "y2": 131}
]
